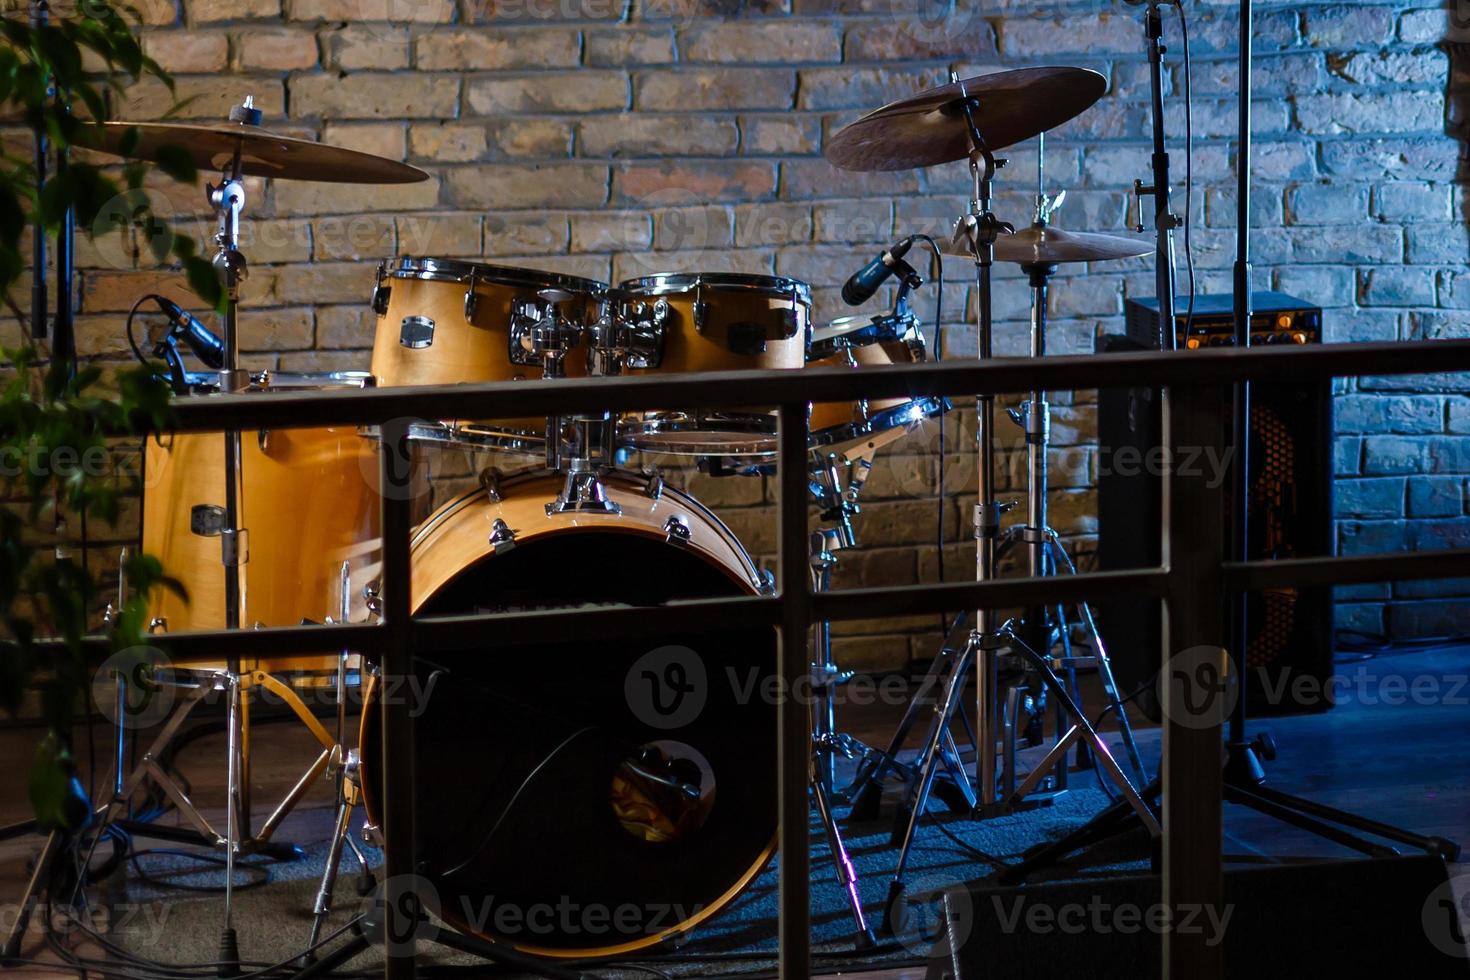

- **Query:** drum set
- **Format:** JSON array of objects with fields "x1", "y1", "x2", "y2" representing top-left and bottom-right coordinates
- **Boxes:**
[{"x1": 79, "y1": 64, "x2": 1168, "y2": 961}]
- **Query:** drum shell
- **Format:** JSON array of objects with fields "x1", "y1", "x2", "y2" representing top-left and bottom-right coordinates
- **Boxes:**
[
  {"x1": 617, "y1": 277, "x2": 810, "y2": 454},
  {"x1": 141, "y1": 426, "x2": 379, "y2": 672},
  {"x1": 808, "y1": 338, "x2": 921, "y2": 435},
  {"x1": 370, "y1": 270, "x2": 596, "y2": 433},
  {"x1": 622, "y1": 288, "x2": 808, "y2": 377}
]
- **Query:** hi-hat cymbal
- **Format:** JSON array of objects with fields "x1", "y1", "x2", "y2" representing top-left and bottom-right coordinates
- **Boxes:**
[
  {"x1": 76, "y1": 121, "x2": 429, "y2": 184},
  {"x1": 947, "y1": 223, "x2": 1155, "y2": 266},
  {"x1": 824, "y1": 67, "x2": 1107, "y2": 172}
]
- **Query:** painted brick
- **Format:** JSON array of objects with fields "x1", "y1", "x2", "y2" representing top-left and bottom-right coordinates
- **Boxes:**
[
  {"x1": 1286, "y1": 182, "x2": 1369, "y2": 225},
  {"x1": 1374, "y1": 182, "x2": 1450, "y2": 222},
  {"x1": 681, "y1": 21, "x2": 842, "y2": 64},
  {"x1": 415, "y1": 29, "x2": 581, "y2": 71},
  {"x1": 1360, "y1": 267, "x2": 1436, "y2": 306},
  {"x1": 410, "y1": 122, "x2": 488, "y2": 163},
  {"x1": 580, "y1": 115, "x2": 740, "y2": 157},
  {"x1": 144, "y1": 32, "x2": 230, "y2": 74},
  {"x1": 291, "y1": 73, "x2": 458, "y2": 119},
  {"x1": 1407, "y1": 476, "x2": 1465, "y2": 518},
  {"x1": 326, "y1": 26, "x2": 410, "y2": 70},
  {"x1": 636, "y1": 69, "x2": 795, "y2": 111},
  {"x1": 467, "y1": 72, "x2": 630, "y2": 114},
  {"x1": 1335, "y1": 477, "x2": 1405, "y2": 519},
  {"x1": 585, "y1": 28, "x2": 675, "y2": 67},
  {"x1": 444, "y1": 164, "x2": 610, "y2": 209},
  {"x1": 239, "y1": 30, "x2": 319, "y2": 71}
]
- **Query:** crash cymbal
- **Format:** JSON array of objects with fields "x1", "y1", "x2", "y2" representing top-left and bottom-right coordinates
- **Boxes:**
[
  {"x1": 824, "y1": 67, "x2": 1107, "y2": 172},
  {"x1": 947, "y1": 223, "x2": 1155, "y2": 266},
  {"x1": 76, "y1": 121, "x2": 429, "y2": 184}
]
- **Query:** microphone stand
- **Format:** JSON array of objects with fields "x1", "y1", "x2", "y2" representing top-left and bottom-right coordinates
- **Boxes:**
[
  {"x1": 28, "y1": 0, "x2": 76, "y2": 368},
  {"x1": 1134, "y1": 0, "x2": 1179, "y2": 353}
]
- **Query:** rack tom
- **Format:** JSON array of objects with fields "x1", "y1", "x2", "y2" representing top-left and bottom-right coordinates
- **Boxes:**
[
  {"x1": 370, "y1": 257, "x2": 606, "y2": 452},
  {"x1": 807, "y1": 312, "x2": 945, "y2": 457},
  {"x1": 614, "y1": 273, "x2": 811, "y2": 456}
]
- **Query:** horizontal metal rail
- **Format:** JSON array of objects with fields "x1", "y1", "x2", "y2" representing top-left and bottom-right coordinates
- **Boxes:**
[
  {"x1": 138, "y1": 339, "x2": 1470, "y2": 434},
  {"x1": 1223, "y1": 549, "x2": 1470, "y2": 591}
]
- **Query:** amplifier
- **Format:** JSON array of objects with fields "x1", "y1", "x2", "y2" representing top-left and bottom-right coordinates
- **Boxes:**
[
  {"x1": 1098, "y1": 293, "x2": 1334, "y2": 717},
  {"x1": 1125, "y1": 291, "x2": 1323, "y2": 350}
]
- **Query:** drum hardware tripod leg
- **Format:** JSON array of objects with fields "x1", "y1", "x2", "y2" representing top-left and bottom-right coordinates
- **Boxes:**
[
  {"x1": 303, "y1": 570, "x2": 376, "y2": 964},
  {"x1": 993, "y1": 625, "x2": 1158, "y2": 834},
  {"x1": 876, "y1": 628, "x2": 984, "y2": 937},
  {"x1": 844, "y1": 615, "x2": 972, "y2": 821},
  {"x1": 811, "y1": 732, "x2": 877, "y2": 950},
  {"x1": 0, "y1": 826, "x2": 69, "y2": 962}
]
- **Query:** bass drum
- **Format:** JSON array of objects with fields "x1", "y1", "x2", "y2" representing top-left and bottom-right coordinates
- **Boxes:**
[{"x1": 359, "y1": 470, "x2": 777, "y2": 958}]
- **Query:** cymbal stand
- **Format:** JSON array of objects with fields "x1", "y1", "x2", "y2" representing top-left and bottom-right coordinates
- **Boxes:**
[
  {"x1": 878, "y1": 87, "x2": 1011, "y2": 933},
  {"x1": 208, "y1": 97, "x2": 259, "y2": 974}
]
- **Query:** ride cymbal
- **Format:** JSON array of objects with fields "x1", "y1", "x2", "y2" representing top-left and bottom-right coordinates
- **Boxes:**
[
  {"x1": 948, "y1": 223, "x2": 1155, "y2": 266},
  {"x1": 76, "y1": 120, "x2": 429, "y2": 184},
  {"x1": 824, "y1": 67, "x2": 1107, "y2": 172}
]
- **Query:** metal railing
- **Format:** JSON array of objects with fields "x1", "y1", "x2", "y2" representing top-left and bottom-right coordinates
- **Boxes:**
[{"x1": 79, "y1": 339, "x2": 1470, "y2": 979}]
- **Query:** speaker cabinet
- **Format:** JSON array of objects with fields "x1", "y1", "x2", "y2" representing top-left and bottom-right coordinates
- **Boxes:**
[
  {"x1": 1096, "y1": 295, "x2": 1334, "y2": 717},
  {"x1": 930, "y1": 854, "x2": 1468, "y2": 979}
]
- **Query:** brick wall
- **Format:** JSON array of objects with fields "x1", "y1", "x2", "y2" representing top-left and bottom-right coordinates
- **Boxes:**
[{"x1": 9, "y1": 0, "x2": 1469, "y2": 667}]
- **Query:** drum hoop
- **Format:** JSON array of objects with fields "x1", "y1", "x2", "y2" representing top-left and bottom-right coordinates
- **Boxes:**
[
  {"x1": 404, "y1": 421, "x2": 545, "y2": 455},
  {"x1": 619, "y1": 413, "x2": 779, "y2": 458},
  {"x1": 809, "y1": 313, "x2": 923, "y2": 360},
  {"x1": 380, "y1": 256, "x2": 608, "y2": 295},
  {"x1": 807, "y1": 396, "x2": 947, "y2": 448},
  {"x1": 410, "y1": 468, "x2": 765, "y2": 591},
  {"x1": 185, "y1": 370, "x2": 376, "y2": 393},
  {"x1": 617, "y1": 272, "x2": 812, "y2": 306}
]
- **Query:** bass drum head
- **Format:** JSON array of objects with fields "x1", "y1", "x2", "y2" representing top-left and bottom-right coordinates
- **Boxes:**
[{"x1": 360, "y1": 527, "x2": 777, "y2": 958}]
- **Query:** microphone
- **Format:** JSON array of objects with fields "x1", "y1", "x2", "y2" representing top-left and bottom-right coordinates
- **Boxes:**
[
  {"x1": 841, "y1": 235, "x2": 918, "y2": 306},
  {"x1": 151, "y1": 296, "x2": 224, "y2": 369}
]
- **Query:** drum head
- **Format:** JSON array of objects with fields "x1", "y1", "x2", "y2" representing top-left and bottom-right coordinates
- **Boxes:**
[{"x1": 359, "y1": 530, "x2": 777, "y2": 957}]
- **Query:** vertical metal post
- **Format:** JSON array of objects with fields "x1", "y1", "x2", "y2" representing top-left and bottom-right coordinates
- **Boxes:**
[
  {"x1": 378, "y1": 417, "x2": 418, "y2": 980},
  {"x1": 776, "y1": 402, "x2": 811, "y2": 980},
  {"x1": 1160, "y1": 382, "x2": 1226, "y2": 980}
]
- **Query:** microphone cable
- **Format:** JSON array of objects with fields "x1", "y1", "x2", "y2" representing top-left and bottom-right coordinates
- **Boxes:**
[{"x1": 1178, "y1": 0, "x2": 1197, "y2": 339}]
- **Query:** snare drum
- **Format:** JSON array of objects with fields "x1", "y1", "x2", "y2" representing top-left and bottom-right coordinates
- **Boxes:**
[
  {"x1": 141, "y1": 373, "x2": 381, "y2": 672},
  {"x1": 370, "y1": 257, "x2": 606, "y2": 452},
  {"x1": 614, "y1": 273, "x2": 811, "y2": 456},
  {"x1": 808, "y1": 312, "x2": 945, "y2": 456}
]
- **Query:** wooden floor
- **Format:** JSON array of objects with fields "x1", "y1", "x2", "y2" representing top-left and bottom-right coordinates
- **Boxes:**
[{"x1": 2, "y1": 645, "x2": 1468, "y2": 977}]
